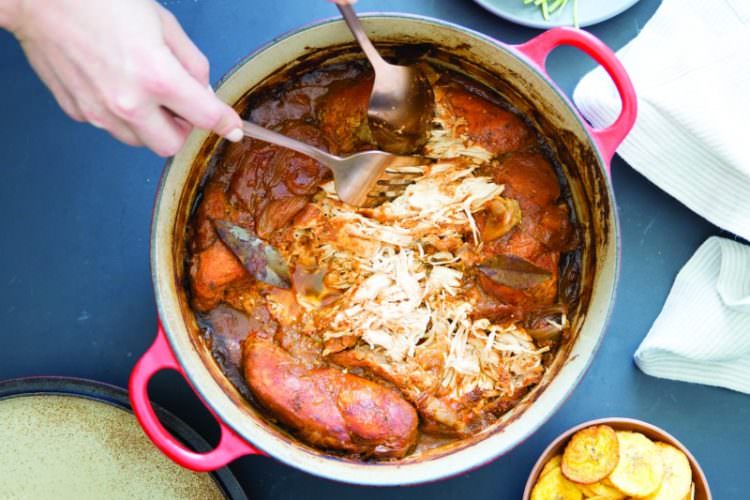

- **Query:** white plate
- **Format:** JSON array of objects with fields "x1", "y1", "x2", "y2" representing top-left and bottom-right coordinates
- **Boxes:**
[{"x1": 473, "y1": 0, "x2": 641, "y2": 28}]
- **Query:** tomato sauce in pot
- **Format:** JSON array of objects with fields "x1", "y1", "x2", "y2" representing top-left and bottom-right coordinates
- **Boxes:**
[{"x1": 185, "y1": 59, "x2": 581, "y2": 460}]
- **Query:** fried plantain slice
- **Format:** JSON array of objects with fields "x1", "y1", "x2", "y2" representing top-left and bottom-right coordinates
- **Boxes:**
[
  {"x1": 531, "y1": 466, "x2": 583, "y2": 500},
  {"x1": 578, "y1": 480, "x2": 626, "y2": 499},
  {"x1": 601, "y1": 477, "x2": 618, "y2": 488},
  {"x1": 644, "y1": 443, "x2": 692, "y2": 500},
  {"x1": 608, "y1": 431, "x2": 664, "y2": 497},
  {"x1": 561, "y1": 425, "x2": 620, "y2": 484},
  {"x1": 577, "y1": 484, "x2": 598, "y2": 497},
  {"x1": 540, "y1": 455, "x2": 562, "y2": 479}
]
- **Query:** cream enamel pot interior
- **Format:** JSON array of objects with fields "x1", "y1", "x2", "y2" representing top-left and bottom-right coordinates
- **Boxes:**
[{"x1": 129, "y1": 14, "x2": 636, "y2": 486}]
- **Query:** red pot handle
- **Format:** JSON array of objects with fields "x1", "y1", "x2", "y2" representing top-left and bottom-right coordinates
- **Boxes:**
[
  {"x1": 129, "y1": 323, "x2": 261, "y2": 471},
  {"x1": 514, "y1": 27, "x2": 637, "y2": 169}
]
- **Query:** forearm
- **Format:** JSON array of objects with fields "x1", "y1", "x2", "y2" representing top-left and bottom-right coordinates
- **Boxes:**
[{"x1": 0, "y1": 0, "x2": 22, "y2": 31}]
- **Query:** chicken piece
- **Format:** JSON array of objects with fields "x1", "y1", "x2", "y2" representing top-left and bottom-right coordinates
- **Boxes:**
[
  {"x1": 229, "y1": 121, "x2": 329, "y2": 224},
  {"x1": 493, "y1": 152, "x2": 575, "y2": 251},
  {"x1": 228, "y1": 142, "x2": 277, "y2": 217},
  {"x1": 437, "y1": 83, "x2": 534, "y2": 156},
  {"x1": 275, "y1": 123, "x2": 331, "y2": 195},
  {"x1": 529, "y1": 203, "x2": 576, "y2": 252},
  {"x1": 204, "y1": 305, "x2": 254, "y2": 368},
  {"x1": 274, "y1": 326, "x2": 324, "y2": 371},
  {"x1": 469, "y1": 284, "x2": 525, "y2": 323},
  {"x1": 192, "y1": 137, "x2": 260, "y2": 251},
  {"x1": 250, "y1": 87, "x2": 323, "y2": 129},
  {"x1": 222, "y1": 137, "x2": 256, "y2": 176},
  {"x1": 494, "y1": 228, "x2": 551, "y2": 264},
  {"x1": 480, "y1": 232, "x2": 560, "y2": 312},
  {"x1": 192, "y1": 182, "x2": 238, "y2": 252},
  {"x1": 329, "y1": 347, "x2": 467, "y2": 436},
  {"x1": 330, "y1": 344, "x2": 538, "y2": 437},
  {"x1": 190, "y1": 240, "x2": 249, "y2": 311},
  {"x1": 255, "y1": 196, "x2": 308, "y2": 240},
  {"x1": 250, "y1": 63, "x2": 362, "y2": 128},
  {"x1": 493, "y1": 152, "x2": 560, "y2": 210},
  {"x1": 317, "y1": 75, "x2": 374, "y2": 155},
  {"x1": 323, "y1": 334, "x2": 358, "y2": 356},
  {"x1": 476, "y1": 152, "x2": 574, "y2": 312},
  {"x1": 243, "y1": 339, "x2": 418, "y2": 458}
]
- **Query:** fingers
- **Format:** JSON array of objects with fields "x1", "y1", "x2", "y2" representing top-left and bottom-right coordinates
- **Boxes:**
[
  {"x1": 145, "y1": 46, "x2": 242, "y2": 142},
  {"x1": 132, "y1": 105, "x2": 190, "y2": 157},
  {"x1": 154, "y1": 6, "x2": 243, "y2": 142},
  {"x1": 172, "y1": 114, "x2": 192, "y2": 135},
  {"x1": 103, "y1": 116, "x2": 145, "y2": 147},
  {"x1": 156, "y1": 4, "x2": 210, "y2": 86},
  {"x1": 51, "y1": 49, "x2": 144, "y2": 147},
  {"x1": 22, "y1": 6, "x2": 242, "y2": 157},
  {"x1": 26, "y1": 46, "x2": 143, "y2": 147}
]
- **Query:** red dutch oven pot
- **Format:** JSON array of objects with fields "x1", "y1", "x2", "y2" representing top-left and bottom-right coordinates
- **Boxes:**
[{"x1": 129, "y1": 15, "x2": 636, "y2": 486}]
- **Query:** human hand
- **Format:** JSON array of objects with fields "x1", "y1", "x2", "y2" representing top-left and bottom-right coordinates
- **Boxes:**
[{"x1": 5, "y1": 0, "x2": 243, "y2": 156}]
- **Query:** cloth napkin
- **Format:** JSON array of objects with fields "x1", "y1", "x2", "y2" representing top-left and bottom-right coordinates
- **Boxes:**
[
  {"x1": 633, "y1": 237, "x2": 750, "y2": 394},
  {"x1": 573, "y1": 0, "x2": 750, "y2": 392}
]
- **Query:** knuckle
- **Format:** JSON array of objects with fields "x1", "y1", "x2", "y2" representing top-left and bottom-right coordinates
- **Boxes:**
[
  {"x1": 132, "y1": 53, "x2": 173, "y2": 97},
  {"x1": 51, "y1": 93, "x2": 82, "y2": 122},
  {"x1": 79, "y1": 104, "x2": 104, "y2": 126},
  {"x1": 118, "y1": 133, "x2": 142, "y2": 148},
  {"x1": 141, "y1": 70, "x2": 173, "y2": 97},
  {"x1": 109, "y1": 93, "x2": 142, "y2": 121},
  {"x1": 61, "y1": 103, "x2": 84, "y2": 122}
]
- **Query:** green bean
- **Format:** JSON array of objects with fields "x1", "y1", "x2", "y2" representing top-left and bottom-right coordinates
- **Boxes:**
[{"x1": 523, "y1": 0, "x2": 579, "y2": 28}]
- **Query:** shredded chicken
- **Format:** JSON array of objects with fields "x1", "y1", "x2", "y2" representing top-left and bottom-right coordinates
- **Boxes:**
[
  {"x1": 425, "y1": 115, "x2": 494, "y2": 164},
  {"x1": 281, "y1": 155, "x2": 546, "y2": 404},
  {"x1": 423, "y1": 87, "x2": 494, "y2": 164},
  {"x1": 191, "y1": 63, "x2": 573, "y2": 451}
]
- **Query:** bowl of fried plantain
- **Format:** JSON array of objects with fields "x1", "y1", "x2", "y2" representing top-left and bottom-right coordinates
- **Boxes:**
[{"x1": 523, "y1": 418, "x2": 711, "y2": 500}]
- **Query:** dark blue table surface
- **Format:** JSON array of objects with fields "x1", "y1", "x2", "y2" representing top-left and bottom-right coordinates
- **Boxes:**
[{"x1": 1, "y1": 1, "x2": 746, "y2": 498}]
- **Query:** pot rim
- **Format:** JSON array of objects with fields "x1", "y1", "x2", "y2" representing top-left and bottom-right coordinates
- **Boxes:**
[{"x1": 149, "y1": 13, "x2": 622, "y2": 485}]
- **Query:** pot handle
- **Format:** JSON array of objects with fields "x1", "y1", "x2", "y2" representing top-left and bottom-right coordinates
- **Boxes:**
[
  {"x1": 514, "y1": 27, "x2": 637, "y2": 168},
  {"x1": 129, "y1": 323, "x2": 261, "y2": 471}
]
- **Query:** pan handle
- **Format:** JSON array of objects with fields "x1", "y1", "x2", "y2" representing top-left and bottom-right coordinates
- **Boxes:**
[
  {"x1": 514, "y1": 27, "x2": 637, "y2": 169},
  {"x1": 129, "y1": 322, "x2": 261, "y2": 471}
]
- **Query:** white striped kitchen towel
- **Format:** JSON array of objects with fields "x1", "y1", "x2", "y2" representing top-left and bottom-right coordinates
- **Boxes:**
[
  {"x1": 573, "y1": 0, "x2": 750, "y2": 241},
  {"x1": 634, "y1": 237, "x2": 750, "y2": 393},
  {"x1": 573, "y1": 0, "x2": 750, "y2": 392}
]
